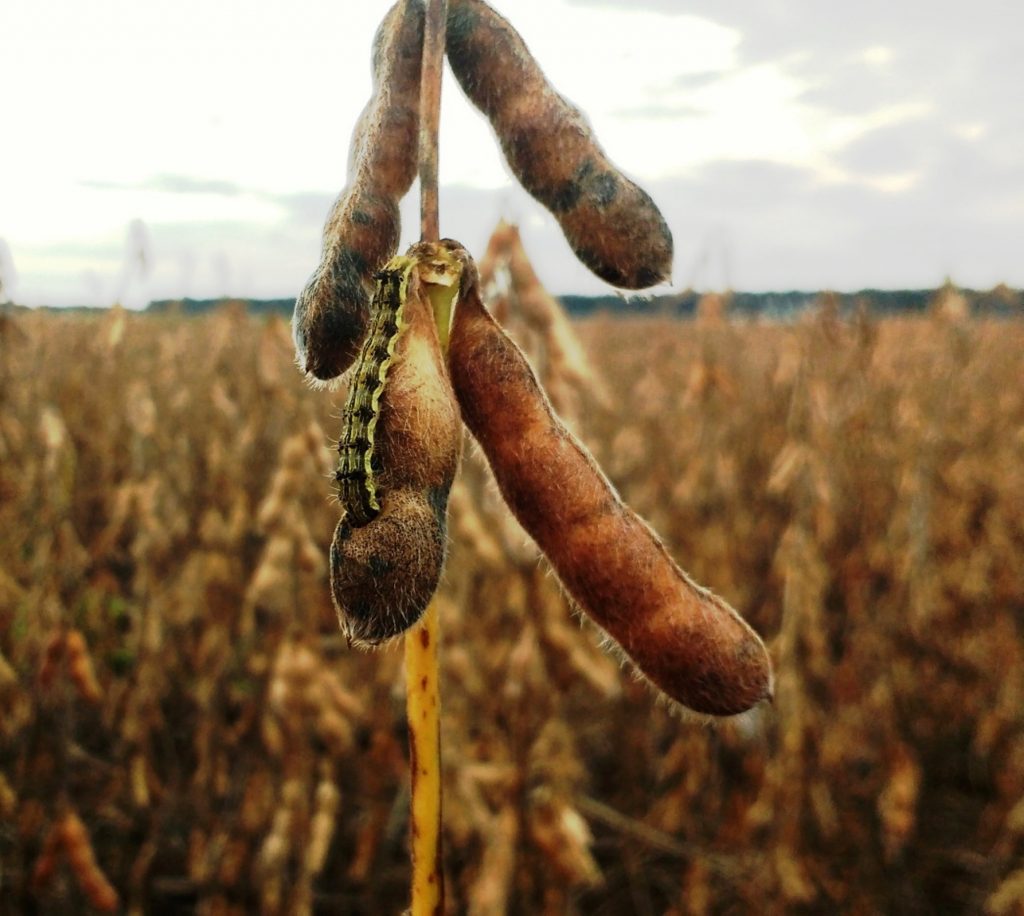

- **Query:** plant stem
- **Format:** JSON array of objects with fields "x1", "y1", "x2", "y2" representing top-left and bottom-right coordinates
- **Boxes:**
[
  {"x1": 405, "y1": 603, "x2": 443, "y2": 914},
  {"x1": 407, "y1": 4, "x2": 448, "y2": 913},
  {"x1": 419, "y1": 0, "x2": 447, "y2": 243}
]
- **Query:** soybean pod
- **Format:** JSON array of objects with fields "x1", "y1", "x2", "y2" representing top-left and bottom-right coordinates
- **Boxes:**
[
  {"x1": 445, "y1": 242, "x2": 772, "y2": 717},
  {"x1": 293, "y1": 0, "x2": 426, "y2": 383},
  {"x1": 445, "y1": 0, "x2": 673, "y2": 289}
]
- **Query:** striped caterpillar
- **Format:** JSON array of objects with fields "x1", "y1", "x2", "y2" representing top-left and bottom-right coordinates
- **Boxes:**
[
  {"x1": 330, "y1": 243, "x2": 463, "y2": 646},
  {"x1": 335, "y1": 262, "x2": 412, "y2": 528}
]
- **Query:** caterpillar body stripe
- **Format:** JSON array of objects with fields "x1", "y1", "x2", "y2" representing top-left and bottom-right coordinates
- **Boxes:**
[{"x1": 336, "y1": 256, "x2": 416, "y2": 527}]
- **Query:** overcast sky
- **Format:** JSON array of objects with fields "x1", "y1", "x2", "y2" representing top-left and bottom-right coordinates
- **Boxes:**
[{"x1": 2, "y1": 0, "x2": 1022, "y2": 306}]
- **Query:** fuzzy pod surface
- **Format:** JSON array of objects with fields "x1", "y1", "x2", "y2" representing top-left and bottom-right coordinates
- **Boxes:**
[
  {"x1": 293, "y1": 0, "x2": 426, "y2": 382},
  {"x1": 445, "y1": 247, "x2": 772, "y2": 716},
  {"x1": 445, "y1": 0, "x2": 673, "y2": 290}
]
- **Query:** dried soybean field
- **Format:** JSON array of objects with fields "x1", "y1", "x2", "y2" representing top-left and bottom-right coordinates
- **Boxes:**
[{"x1": 1, "y1": 301, "x2": 1023, "y2": 914}]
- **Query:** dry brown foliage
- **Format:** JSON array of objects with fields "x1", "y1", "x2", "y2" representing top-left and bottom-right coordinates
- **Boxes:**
[{"x1": 1, "y1": 299, "x2": 1023, "y2": 913}]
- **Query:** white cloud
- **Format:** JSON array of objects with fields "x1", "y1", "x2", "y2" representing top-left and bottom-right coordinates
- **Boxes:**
[
  {"x1": 861, "y1": 45, "x2": 894, "y2": 67},
  {"x1": 1, "y1": 0, "x2": 1021, "y2": 304}
]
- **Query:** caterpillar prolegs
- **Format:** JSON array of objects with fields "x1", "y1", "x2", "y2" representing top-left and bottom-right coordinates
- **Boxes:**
[{"x1": 330, "y1": 243, "x2": 464, "y2": 646}]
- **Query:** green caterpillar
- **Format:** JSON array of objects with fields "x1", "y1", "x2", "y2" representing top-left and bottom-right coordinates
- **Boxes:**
[{"x1": 335, "y1": 256, "x2": 417, "y2": 527}]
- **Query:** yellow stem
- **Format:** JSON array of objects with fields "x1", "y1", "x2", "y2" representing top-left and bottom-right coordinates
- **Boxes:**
[
  {"x1": 405, "y1": 603, "x2": 443, "y2": 915},
  {"x1": 404, "y1": 268, "x2": 454, "y2": 912}
]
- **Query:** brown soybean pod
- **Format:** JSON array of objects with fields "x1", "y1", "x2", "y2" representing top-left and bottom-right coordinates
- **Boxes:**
[
  {"x1": 292, "y1": 0, "x2": 425, "y2": 382},
  {"x1": 445, "y1": 0, "x2": 673, "y2": 290},
  {"x1": 445, "y1": 247, "x2": 772, "y2": 716},
  {"x1": 330, "y1": 244, "x2": 463, "y2": 646}
]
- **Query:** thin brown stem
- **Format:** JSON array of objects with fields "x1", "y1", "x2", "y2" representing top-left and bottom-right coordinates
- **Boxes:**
[{"x1": 419, "y1": 0, "x2": 447, "y2": 242}]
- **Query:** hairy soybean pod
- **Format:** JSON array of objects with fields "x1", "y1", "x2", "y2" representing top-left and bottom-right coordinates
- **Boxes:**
[
  {"x1": 331, "y1": 244, "x2": 463, "y2": 646},
  {"x1": 445, "y1": 247, "x2": 772, "y2": 716},
  {"x1": 331, "y1": 487, "x2": 450, "y2": 647},
  {"x1": 293, "y1": 0, "x2": 426, "y2": 382},
  {"x1": 445, "y1": 0, "x2": 673, "y2": 290}
]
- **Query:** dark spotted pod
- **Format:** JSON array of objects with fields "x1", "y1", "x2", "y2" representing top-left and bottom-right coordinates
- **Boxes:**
[{"x1": 445, "y1": 0, "x2": 673, "y2": 290}]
